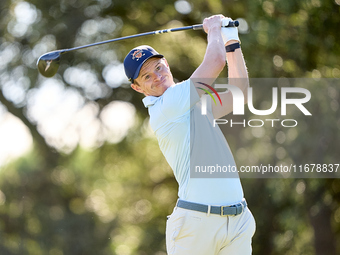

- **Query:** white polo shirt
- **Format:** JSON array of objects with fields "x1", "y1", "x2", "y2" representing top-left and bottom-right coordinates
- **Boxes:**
[{"x1": 143, "y1": 79, "x2": 243, "y2": 205}]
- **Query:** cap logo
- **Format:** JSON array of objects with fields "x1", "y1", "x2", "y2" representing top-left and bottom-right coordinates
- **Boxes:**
[{"x1": 132, "y1": 49, "x2": 145, "y2": 61}]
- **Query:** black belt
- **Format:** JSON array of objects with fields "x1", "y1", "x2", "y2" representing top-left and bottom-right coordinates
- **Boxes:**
[{"x1": 176, "y1": 200, "x2": 247, "y2": 216}]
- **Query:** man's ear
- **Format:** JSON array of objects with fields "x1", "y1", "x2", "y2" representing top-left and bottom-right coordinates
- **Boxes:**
[{"x1": 131, "y1": 83, "x2": 144, "y2": 94}]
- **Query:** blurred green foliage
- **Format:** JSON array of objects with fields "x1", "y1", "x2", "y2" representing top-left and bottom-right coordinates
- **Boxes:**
[{"x1": 0, "y1": 0, "x2": 340, "y2": 254}]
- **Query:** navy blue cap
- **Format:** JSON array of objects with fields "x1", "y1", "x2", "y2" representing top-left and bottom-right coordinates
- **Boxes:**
[{"x1": 124, "y1": 45, "x2": 163, "y2": 81}]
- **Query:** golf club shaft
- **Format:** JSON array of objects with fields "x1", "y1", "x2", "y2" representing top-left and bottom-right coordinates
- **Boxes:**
[
  {"x1": 60, "y1": 21, "x2": 238, "y2": 54},
  {"x1": 37, "y1": 20, "x2": 239, "y2": 77}
]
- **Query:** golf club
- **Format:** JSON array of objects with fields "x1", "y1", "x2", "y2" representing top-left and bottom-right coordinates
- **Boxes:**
[{"x1": 37, "y1": 20, "x2": 239, "y2": 78}]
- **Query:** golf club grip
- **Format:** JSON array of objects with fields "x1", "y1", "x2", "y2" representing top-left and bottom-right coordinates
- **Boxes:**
[{"x1": 192, "y1": 21, "x2": 239, "y2": 30}]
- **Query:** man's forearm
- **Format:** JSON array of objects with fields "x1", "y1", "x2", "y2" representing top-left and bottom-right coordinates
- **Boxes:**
[
  {"x1": 190, "y1": 17, "x2": 226, "y2": 97},
  {"x1": 206, "y1": 27, "x2": 226, "y2": 67},
  {"x1": 226, "y1": 41, "x2": 249, "y2": 103},
  {"x1": 226, "y1": 40, "x2": 248, "y2": 79}
]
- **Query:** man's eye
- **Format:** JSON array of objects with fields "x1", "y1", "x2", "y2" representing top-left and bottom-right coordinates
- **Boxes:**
[
  {"x1": 156, "y1": 66, "x2": 161, "y2": 71},
  {"x1": 145, "y1": 75, "x2": 150, "y2": 80}
]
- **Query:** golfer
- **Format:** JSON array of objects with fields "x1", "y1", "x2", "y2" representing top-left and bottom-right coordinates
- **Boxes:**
[{"x1": 124, "y1": 14, "x2": 255, "y2": 255}]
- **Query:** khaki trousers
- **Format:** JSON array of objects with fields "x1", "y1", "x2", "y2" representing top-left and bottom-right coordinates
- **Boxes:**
[{"x1": 166, "y1": 205, "x2": 256, "y2": 255}]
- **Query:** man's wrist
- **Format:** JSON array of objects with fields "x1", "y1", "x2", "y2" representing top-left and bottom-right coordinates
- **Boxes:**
[
  {"x1": 207, "y1": 25, "x2": 221, "y2": 33},
  {"x1": 225, "y1": 42, "x2": 240, "y2": 53},
  {"x1": 225, "y1": 40, "x2": 239, "y2": 46}
]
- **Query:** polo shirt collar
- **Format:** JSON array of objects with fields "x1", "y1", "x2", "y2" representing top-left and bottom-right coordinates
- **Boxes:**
[{"x1": 142, "y1": 96, "x2": 159, "y2": 108}]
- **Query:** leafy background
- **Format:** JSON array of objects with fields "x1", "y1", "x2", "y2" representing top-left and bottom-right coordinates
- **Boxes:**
[{"x1": 0, "y1": 0, "x2": 339, "y2": 254}]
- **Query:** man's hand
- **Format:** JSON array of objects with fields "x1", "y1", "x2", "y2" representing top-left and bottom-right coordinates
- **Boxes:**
[
  {"x1": 203, "y1": 14, "x2": 224, "y2": 34},
  {"x1": 221, "y1": 17, "x2": 240, "y2": 45}
]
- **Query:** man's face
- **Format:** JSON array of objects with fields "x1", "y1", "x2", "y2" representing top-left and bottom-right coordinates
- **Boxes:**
[{"x1": 131, "y1": 57, "x2": 174, "y2": 97}]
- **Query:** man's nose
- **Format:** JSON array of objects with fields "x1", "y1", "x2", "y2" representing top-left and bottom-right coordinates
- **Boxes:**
[{"x1": 153, "y1": 72, "x2": 161, "y2": 81}]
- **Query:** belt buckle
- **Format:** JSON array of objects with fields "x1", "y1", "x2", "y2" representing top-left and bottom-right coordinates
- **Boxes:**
[{"x1": 220, "y1": 205, "x2": 228, "y2": 216}]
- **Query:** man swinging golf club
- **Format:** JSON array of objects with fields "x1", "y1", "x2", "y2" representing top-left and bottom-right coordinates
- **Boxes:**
[{"x1": 124, "y1": 14, "x2": 256, "y2": 255}]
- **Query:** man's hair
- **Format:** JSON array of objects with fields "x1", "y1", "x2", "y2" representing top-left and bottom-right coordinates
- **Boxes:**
[{"x1": 132, "y1": 79, "x2": 139, "y2": 86}]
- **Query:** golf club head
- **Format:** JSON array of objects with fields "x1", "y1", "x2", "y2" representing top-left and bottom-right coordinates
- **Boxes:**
[{"x1": 37, "y1": 51, "x2": 61, "y2": 78}]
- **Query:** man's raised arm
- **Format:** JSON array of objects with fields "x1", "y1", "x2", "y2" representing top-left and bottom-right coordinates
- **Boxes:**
[
  {"x1": 212, "y1": 18, "x2": 249, "y2": 119},
  {"x1": 190, "y1": 15, "x2": 226, "y2": 97}
]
